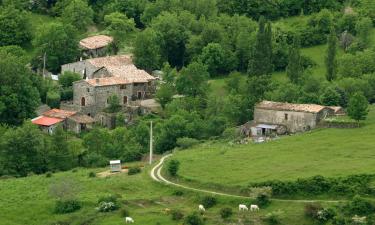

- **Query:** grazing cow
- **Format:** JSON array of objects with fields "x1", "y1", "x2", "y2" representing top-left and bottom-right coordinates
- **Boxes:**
[
  {"x1": 125, "y1": 217, "x2": 134, "y2": 223},
  {"x1": 199, "y1": 204, "x2": 206, "y2": 211},
  {"x1": 250, "y1": 204, "x2": 259, "y2": 211},
  {"x1": 239, "y1": 204, "x2": 248, "y2": 211}
]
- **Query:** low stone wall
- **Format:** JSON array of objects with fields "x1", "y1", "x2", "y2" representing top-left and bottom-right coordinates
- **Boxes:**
[{"x1": 318, "y1": 121, "x2": 360, "y2": 128}]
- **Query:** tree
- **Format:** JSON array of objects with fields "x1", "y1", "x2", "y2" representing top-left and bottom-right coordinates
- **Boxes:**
[
  {"x1": 286, "y1": 38, "x2": 303, "y2": 84},
  {"x1": 62, "y1": 0, "x2": 94, "y2": 30},
  {"x1": 156, "y1": 84, "x2": 175, "y2": 109},
  {"x1": 167, "y1": 159, "x2": 180, "y2": 176},
  {"x1": 176, "y1": 61, "x2": 209, "y2": 97},
  {"x1": 347, "y1": 92, "x2": 369, "y2": 123},
  {"x1": 104, "y1": 12, "x2": 135, "y2": 41},
  {"x1": 49, "y1": 126, "x2": 74, "y2": 171},
  {"x1": 320, "y1": 87, "x2": 340, "y2": 106},
  {"x1": 248, "y1": 16, "x2": 273, "y2": 76},
  {"x1": 0, "y1": 4, "x2": 31, "y2": 46},
  {"x1": 105, "y1": 95, "x2": 121, "y2": 113},
  {"x1": 59, "y1": 71, "x2": 81, "y2": 88},
  {"x1": 325, "y1": 28, "x2": 338, "y2": 81},
  {"x1": 133, "y1": 28, "x2": 162, "y2": 72},
  {"x1": 46, "y1": 90, "x2": 61, "y2": 108},
  {"x1": 198, "y1": 43, "x2": 236, "y2": 76},
  {"x1": 33, "y1": 22, "x2": 79, "y2": 73},
  {"x1": 355, "y1": 17, "x2": 373, "y2": 49},
  {"x1": 0, "y1": 53, "x2": 40, "y2": 125}
]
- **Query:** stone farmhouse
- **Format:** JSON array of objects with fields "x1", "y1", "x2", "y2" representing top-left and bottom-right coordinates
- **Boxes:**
[
  {"x1": 79, "y1": 35, "x2": 113, "y2": 58},
  {"x1": 61, "y1": 55, "x2": 157, "y2": 125},
  {"x1": 31, "y1": 109, "x2": 95, "y2": 134},
  {"x1": 252, "y1": 101, "x2": 342, "y2": 135}
]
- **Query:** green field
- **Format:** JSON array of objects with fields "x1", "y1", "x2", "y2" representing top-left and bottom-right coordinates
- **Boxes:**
[
  {"x1": 0, "y1": 165, "x2": 322, "y2": 225},
  {"x1": 171, "y1": 106, "x2": 375, "y2": 188}
]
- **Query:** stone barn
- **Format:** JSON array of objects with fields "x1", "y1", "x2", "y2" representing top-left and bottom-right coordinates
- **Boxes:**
[
  {"x1": 253, "y1": 101, "x2": 335, "y2": 133},
  {"x1": 79, "y1": 35, "x2": 113, "y2": 58}
]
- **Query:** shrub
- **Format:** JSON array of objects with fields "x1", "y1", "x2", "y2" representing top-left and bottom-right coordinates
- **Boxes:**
[
  {"x1": 46, "y1": 172, "x2": 52, "y2": 178},
  {"x1": 316, "y1": 208, "x2": 336, "y2": 223},
  {"x1": 263, "y1": 212, "x2": 281, "y2": 225},
  {"x1": 171, "y1": 209, "x2": 184, "y2": 220},
  {"x1": 184, "y1": 212, "x2": 204, "y2": 225},
  {"x1": 172, "y1": 190, "x2": 184, "y2": 196},
  {"x1": 97, "y1": 201, "x2": 118, "y2": 212},
  {"x1": 46, "y1": 90, "x2": 61, "y2": 108},
  {"x1": 176, "y1": 137, "x2": 200, "y2": 149},
  {"x1": 120, "y1": 208, "x2": 130, "y2": 217},
  {"x1": 304, "y1": 203, "x2": 323, "y2": 219},
  {"x1": 97, "y1": 194, "x2": 120, "y2": 204},
  {"x1": 128, "y1": 167, "x2": 141, "y2": 175},
  {"x1": 345, "y1": 195, "x2": 375, "y2": 216},
  {"x1": 71, "y1": 169, "x2": 77, "y2": 173},
  {"x1": 167, "y1": 160, "x2": 180, "y2": 177},
  {"x1": 256, "y1": 193, "x2": 271, "y2": 207},
  {"x1": 88, "y1": 172, "x2": 96, "y2": 178},
  {"x1": 54, "y1": 200, "x2": 81, "y2": 214},
  {"x1": 201, "y1": 196, "x2": 217, "y2": 209},
  {"x1": 220, "y1": 207, "x2": 233, "y2": 219}
]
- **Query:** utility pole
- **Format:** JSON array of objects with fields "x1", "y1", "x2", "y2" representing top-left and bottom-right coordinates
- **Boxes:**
[
  {"x1": 149, "y1": 121, "x2": 153, "y2": 165},
  {"x1": 42, "y1": 52, "x2": 46, "y2": 79}
]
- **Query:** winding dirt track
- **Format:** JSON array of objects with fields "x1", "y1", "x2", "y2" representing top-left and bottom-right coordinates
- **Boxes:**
[{"x1": 150, "y1": 154, "x2": 343, "y2": 203}]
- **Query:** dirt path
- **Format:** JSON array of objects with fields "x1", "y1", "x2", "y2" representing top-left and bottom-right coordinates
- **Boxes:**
[{"x1": 150, "y1": 154, "x2": 344, "y2": 203}]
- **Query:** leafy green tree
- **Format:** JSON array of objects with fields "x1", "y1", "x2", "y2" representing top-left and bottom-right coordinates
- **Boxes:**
[
  {"x1": 246, "y1": 75, "x2": 272, "y2": 101},
  {"x1": 286, "y1": 37, "x2": 304, "y2": 84},
  {"x1": 0, "y1": 122, "x2": 48, "y2": 176},
  {"x1": 355, "y1": 17, "x2": 373, "y2": 49},
  {"x1": 62, "y1": 0, "x2": 93, "y2": 30},
  {"x1": 110, "y1": 127, "x2": 142, "y2": 162},
  {"x1": 106, "y1": 95, "x2": 121, "y2": 113},
  {"x1": 59, "y1": 71, "x2": 81, "y2": 88},
  {"x1": 347, "y1": 92, "x2": 369, "y2": 122},
  {"x1": 46, "y1": 90, "x2": 61, "y2": 108},
  {"x1": 0, "y1": 4, "x2": 31, "y2": 46},
  {"x1": 320, "y1": 87, "x2": 340, "y2": 106},
  {"x1": 248, "y1": 16, "x2": 273, "y2": 76},
  {"x1": 198, "y1": 43, "x2": 236, "y2": 76},
  {"x1": 325, "y1": 28, "x2": 338, "y2": 81},
  {"x1": 176, "y1": 61, "x2": 209, "y2": 97},
  {"x1": 235, "y1": 31, "x2": 255, "y2": 72},
  {"x1": 104, "y1": 12, "x2": 136, "y2": 41},
  {"x1": 49, "y1": 126, "x2": 74, "y2": 171},
  {"x1": 133, "y1": 28, "x2": 162, "y2": 72},
  {"x1": 0, "y1": 53, "x2": 40, "y2": 125},
  {"x1": 83, "y1": 127, "x2": 111, "y2": 165},
  {"x1": 225, "y1": 72, "x2": 243, "y2": 94},
  {"x1": 161, "y1": 62, "x2": 178, "y2": 84},
  {"x1": 156, "y1": 84, "x2": 175, "y2": 109},
  {"x1": 167, "y1": 159, "x2": 180, "y2": 176},
  {"x1": 33, "y1": 22, "x2": 79, "y2": 73}
]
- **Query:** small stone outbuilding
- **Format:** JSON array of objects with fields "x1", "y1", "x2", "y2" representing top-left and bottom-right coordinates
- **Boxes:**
[{"x1": 79, "y1": 35, "x2": 113, "y2": 58}]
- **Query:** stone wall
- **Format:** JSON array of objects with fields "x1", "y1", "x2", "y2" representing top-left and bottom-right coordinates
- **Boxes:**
[{"x1": 61, "y1": 61, "x2": 103, "y2": 79}]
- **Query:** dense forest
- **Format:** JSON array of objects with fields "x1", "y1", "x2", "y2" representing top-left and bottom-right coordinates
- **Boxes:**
[{"x1": 0, "y1": 0, "x2": 374, "y2": 177}]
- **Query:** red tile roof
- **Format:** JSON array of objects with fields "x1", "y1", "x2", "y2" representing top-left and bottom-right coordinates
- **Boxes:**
[
  {"x1": 31, "y1": 116, "x2": 64, "y2": 126},
  {"x1": 256, "y1": 101, "x2": 328, "y2": 113},
  {"x1": 79, "y1": 35, "x2": 113, "y2": 50},
  {"x1": 43, "y1": 109, "x2": 77, "y2": 119}
]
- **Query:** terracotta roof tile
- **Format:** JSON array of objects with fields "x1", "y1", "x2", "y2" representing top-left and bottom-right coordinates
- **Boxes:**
[
  {"x1": 86, "y1": 77, "x2": 131, "y2": 86},
  {"x1": 43, "y1": 109, "x2": 77, "y2": 119},
  {"x1": 256, "y1": 101, "x2": 327, "y2": 113},
  {"x1": 31, "y1": 116, "x2": 64, "y2": 126},
  {"x1": 79, "y1": 35, "x2": 113, "y2": 50},
  {"x1": 68, "y1": 114, "x2": 95, "y2": 124}
]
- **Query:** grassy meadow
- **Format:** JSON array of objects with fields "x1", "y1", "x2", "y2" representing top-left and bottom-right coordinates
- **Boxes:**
[{"x1": 170, "y1": 106, "x2": 375, "y2": 189}]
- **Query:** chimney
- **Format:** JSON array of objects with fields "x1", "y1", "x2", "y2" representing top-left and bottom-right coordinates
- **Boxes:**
[{"x1": 96, "y1": 78, "x2": 99, "y2": 84}]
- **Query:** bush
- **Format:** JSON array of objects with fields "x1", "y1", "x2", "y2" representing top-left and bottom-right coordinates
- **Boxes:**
[
  {"x1": 88, "y1": 172, "x2": 96, "y2": 178},
  {"x1": 98, "y1": 194, "x2": 120, "y2": 204},
  {"x1": 46, "y1": 172, "x2": 52, "y2": 178},
  {"x1": 256, "y1": 193, "x2": 271, "y2": 207},
  {"x1": 263, "y1": 212, "x2": 281, "y2": 225},
  {"x1": 46, "y1": 90, "x2": 61, "y2": 108},
  {"x1": 120, "y1": 208, "x2": 130, "y2": 217},
  {"x1": 184, "y1": 212, "x2": 204, "y2": 225},
  {"x1": 171, "y1": 209, "x2": 184, "y2": 220},
  {"x1": 220, "y1": 207, "x2": 233, "y2": 219},
  {"x1": 167, "y1": 160, "x2": 180, "y2": 177},
  {"x1": 201, "y1": 196, "x2": 217, "y2": 209},
  {"x1": 128, "y1": 167, "x2": 141, "y2": 175},
  {"x1": 316, "y1": 208, "x2": 336, "y2": 223},
  {"x1": 54, "y1": 200, "x2": 81, "y2": 214},
  {"x1": 304, "y1": 203, "x2": 323, "y2": 219},
  {"x1": 345, "y1": 195, "x2": 375, "y2": 216},
  {"x1": 176, "y1": 137, "x2": 200, "y2": 149},
  {"x1": 97, "y1": 201, "x2": 118, "y2": 212},
  {"x1": 172, "y1": 190, "x2": 184, "y2": 196}
]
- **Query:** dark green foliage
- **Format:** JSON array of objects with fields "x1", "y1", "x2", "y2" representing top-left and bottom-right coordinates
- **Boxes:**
[
  {"x1": 184, "y1": 212, "x2": 204, "y2": 225},
  {"x1": 199, "y1": 43, "x2": 237, "y2": 76},
  {"x1": 286, "y1": 37, "x2": 304, "y2": 84},
  {"x1": 133, "y1": 28, "x2": 162, "y2": 72},
  {"x1": 88, "y1": 172, "x2": 96, "y2": 178},
  {"x1": 33, "y1": 22, "x2": 79, "y2": 73},
  {"x1": 0, "y1": 5, "x2": 31, "y2": 46},
  {"x1": 172, "y1": 190, "x2": 184, "y2": 196},
  {"x1": 176, "y1": 137, "x2": 200, "y2": 149},
  {"x1": 97, "y1": 194, "x2": 120, "y2": 204},
  {"x1": 120, "y1": 208, "x2": 130, "y2": 217},
  {"x1": 104, "y1": 12, "x2": 135, "y2": 41},
  {"x1": 320, "y1": 87, "x2": 341, "y2": 106},
  {"x1": 105, "y1": 95, "x2": 121, "y2": 113},
  {"x1": 176, "y1": 62, "x2": 209, "y2": 97},
  {"x1": 304, "y1": 203, "x2": 323, "y2": 219},
  {"x1": 54, "y1": 200, "x2": 81, "y2": 214},
  {"x1": 326, "y1": 28, "x2": 338, "y2": 81},
  {"x1": 128, "y1": 167, "x2": 141, "y2": 175},
  {"x1": 156, "y1": 84, "x2": 175, "y2": 109},
  {"x1": 167, "y1": 160, "x2": 180, "y2": 177},
  {"x1": 201, "y1": 196, "x2": 217, "y2": 209},
  {"x1": 347, "y1": 92, "x2": 369, "y2": 122},
  {"x1": 49, "y1": 126, "x2": 74, "y2": 171},
  {"x1": 59, "y1": 72, "x2": 81, "y2": 88},
  {"x1": 263, "y1": 213, "x2": 281, "y2": 225},
  {"x1": 248, "y1": 17, "x2": 273, "y2": 76},
  {"x1": 256, "y1": 193, "x2": 271, "y2": 207},
  {"x1": 345, "y1": 195, "x2": 375, "y2": 216},
  {"x1": 62, "y1": 0, "x2": 94, "y2": 30},
  {"x1": 46, "y1": 90, "x2": 61, "y2": 108},
  {"x1": 219, "y1": 207, "x2": 233, "y2": 219},
  {"x1": 171, "y1": 209, "x2": 184, "y2": 220},
  {"x1": 46, "y1": 172, "x2": 53, "y2": 178}
]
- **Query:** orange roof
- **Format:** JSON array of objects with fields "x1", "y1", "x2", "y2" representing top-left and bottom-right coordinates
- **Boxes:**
[
  {"x1": 87, "y1": 55, "x2": 133, "y2": 68},
  {"x1": 79, "y1": 35, "x2": 113, "y2": 50},
  {"x1": 256, "y1": 101, "x2": 327, "y2": 113},
  {"x1": 43, "y1": 109, "x2": 76, "y2": 119},
  {"x1": 32, "y1": 116, "x2": 63, "y2": 126}
]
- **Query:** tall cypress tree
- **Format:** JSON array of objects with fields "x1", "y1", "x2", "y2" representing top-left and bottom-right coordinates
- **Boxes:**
[
  {"x1": 286, "y1": 37, "x2": 303, "y2": 84},
  {"x1": 325, "y1": 28, "x2": 337, "y2": 81},
  {"x1": 248, "y1": 16, "x2": 273, "y2": 76}
]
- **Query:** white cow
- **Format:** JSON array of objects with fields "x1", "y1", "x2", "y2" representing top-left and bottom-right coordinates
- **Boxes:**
[
  {"x1": 125, "y1": 217, "x2": 134, "y2": 223},
  {"x1": 250, "y1": 204, "x2": 259, "y2": 211},
  {"x1": 239, "y1": 204, "x2": 248, "y2": 211},
  {"x1": 199, "y1": 204, "x2": 206, "y2": 211}
]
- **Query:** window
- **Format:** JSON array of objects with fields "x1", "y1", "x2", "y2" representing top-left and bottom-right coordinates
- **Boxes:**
[
  {"x1": 120, "y1": 84, "x2": 126, "y2": 89},
  {"x1": 81, "y1": 97, "x2": 85, "y2": 106},
  {"x1": 87, "y1": 88, "x2": 90, "y2": 93},
  {"x1": 284, "y1": 113, "x2": 288, "y2": 120},
  {"x1": 123, "y1": 96, "x2": 128, "y2": 104}
]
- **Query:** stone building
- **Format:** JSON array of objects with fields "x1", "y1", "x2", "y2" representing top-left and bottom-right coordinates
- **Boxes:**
[
  {"x1": 253, "y1": 101, "x2": 336, "y2": 134},
  {"x1": 79, "y1": 35, "x2": 113, "y2": 58}
]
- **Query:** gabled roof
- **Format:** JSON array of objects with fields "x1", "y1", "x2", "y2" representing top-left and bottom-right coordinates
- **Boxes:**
[
  {"x1": 43, "y1": 109, "x2": 77, "y2": 119},
  {"x1": 79, "y1": 35, "x2": 113, "y2": 50},
  {"x1": 256, "y1": 101, "x2": 328, "y2": 113},
  {"x1": 87, "y1": 55, "x2": 133, "y2": 68},
  {"x1": 68, "y1": 114, "x2": 95, "y2": 124},
  {"x1": 31, "y1": 116, "x2": 63, "y2": 126}
]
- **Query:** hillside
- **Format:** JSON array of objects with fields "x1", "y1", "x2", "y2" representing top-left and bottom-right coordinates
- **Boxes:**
[{"x1": 171, "y1": 106, "x2": 375, "y2": 187}]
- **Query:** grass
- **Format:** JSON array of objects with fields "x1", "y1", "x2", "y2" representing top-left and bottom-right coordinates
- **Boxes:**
[
  {"x1": 170, "y1": 106, "x2": 375, "y2": 188},
  {"x1": 0, "y1": 165, "x2": 322, "y2": 225}
]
